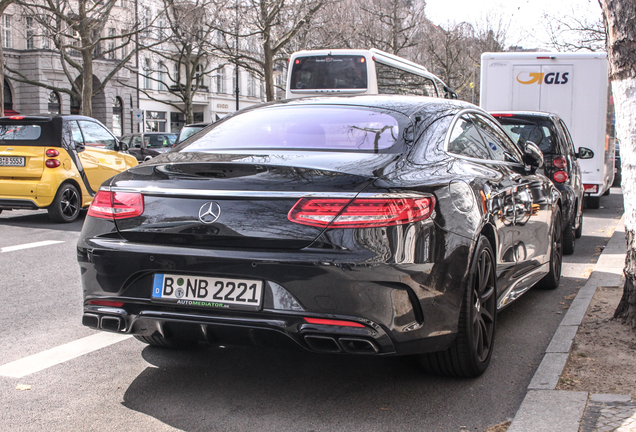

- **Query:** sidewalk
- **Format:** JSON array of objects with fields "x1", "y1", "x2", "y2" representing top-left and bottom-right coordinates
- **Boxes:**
[{"x1": 508, "y1": 216, "x2": 635, "y2": 432}]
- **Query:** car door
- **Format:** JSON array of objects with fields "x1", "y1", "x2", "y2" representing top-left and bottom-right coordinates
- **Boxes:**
[
  {"x1": 446, "y1": 113, "x2": 519, "y2": 298},
  {"x1": 77, "y1": 120, "x2": 129, "y2": 191},
  {"x1": 472, "y1": 113, "x2": 552, "y2": 283}
]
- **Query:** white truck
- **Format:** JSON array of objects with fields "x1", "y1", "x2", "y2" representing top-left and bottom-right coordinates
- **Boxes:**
[{"x1": 480, "y1": 52, "x2": 615, "y2": 208}]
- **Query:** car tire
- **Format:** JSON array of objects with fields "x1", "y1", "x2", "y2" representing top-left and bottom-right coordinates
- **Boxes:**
[
  {"x1": 418, "y1": 236, "x2": 496, "y2": 377},
  {"x1": 134, "y1": 334, "x2": 197, "y2": 349},
  {"x1": 603, "y1": 188, "x2": 610, "y2": 196},
  {"x1": 574, "y1": 214, "x2": 583, "y2": 239},
  {"x1": 47, "y1": 183, "x2": 81, "y2": 223},
  {"x1": 563, "y1": 222, "x2": 575, "y2": 255},
  {"x1": 538, "y1": 207, "x2": 563, "y2": 290},
  {"x1": 587, "y1": 196, "x2": 601, "y2": 209}
]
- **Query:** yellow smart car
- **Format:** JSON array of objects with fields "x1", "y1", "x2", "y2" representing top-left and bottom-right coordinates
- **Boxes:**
[{"x1": 0, "y1": 114, "x2": 138, "y2": 222}]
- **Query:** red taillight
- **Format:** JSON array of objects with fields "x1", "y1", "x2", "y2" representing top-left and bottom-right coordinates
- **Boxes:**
[
  {"x1": 46, "y1": 148, "x2": 59, "y2": 157},
  {"x1": 45, "y1": 159, "x2": 60, "y2": 168},
  {"x1": 553, "y1": 157, "x2": 567, "y2": 169},
  {"x1": 304, "y1": 317, "x2": 365, "y2": 328},
  {"x1": 87, "y1": 190, "x2": 144, "y2": 219},
  {"x1": 88, "y1": 300, "x2": 125, "y2": 307},
  {"x1": 491, "y1": 113, "x2": 515, "y2": 117},
  {"x1": 8, "y1": 115, "x2": 24, "y2": 120},
  {"x1": 295, "y1": 59, "x2": 300, "y2": 64},
  {"x1": 584, "y1": 184, "x2": 599, "y2": 193},
  {"x1": 288, "y1": 197, "x2": 435, "y2": 228},
  {"x1": 553, "y1": 171, "x2": 568, "y2": 183}
]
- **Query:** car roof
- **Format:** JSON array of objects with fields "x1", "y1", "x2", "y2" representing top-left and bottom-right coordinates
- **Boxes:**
[
  {"x1": 232, "y1": 95, "x2": 475, "y2": 120},
  {"x1": 490, "y1": 111, "x2": 561, "y2": 121}
]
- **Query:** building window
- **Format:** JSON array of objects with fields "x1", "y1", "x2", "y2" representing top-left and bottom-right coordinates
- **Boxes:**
[
  {"x1": 247, "y1": 73, "x2": 255, "y2": 97},
  {"x1": 112, "y1": 97, "x2": 123, "y2": 137},
  {"x1": 120, "y1": 29, "x2": 127, "y2": 59},
  {"x1": 25, "y1": 16, "x2": 35, "y2": 49},
  {"x1": 48, "y1": 91, "x2": 60, "y2": 114},
  {"x1": 2, "y1": 15, "x2": 12, "y2": 49},
  {"x1": 107, "y1": 28, "x2": 116, "y2": 59},
  {"x1": 216, "y1": 67, "x2": 225, "y2": 94},
  {"x1": 145, "y1": 111, "x2": 166, "y2": 132},
  {"x1": 4, "y1": 80, "x2": 13, "y2": 113},
  {"x1": 143, "y1": 58, "x2": 152, "y2": 89},
  {"x1": 71, "y1": 96, "x2": 80, "y2": 114},
  {"x1": 158, "y1": 62, "x2": 167, "y2": 91},
  {"x1": 195, "y1": 64, "x2": 203, "y2": 87},
  {"x1": 173, "y1": 63, "x2": 180, "y2": 86}
]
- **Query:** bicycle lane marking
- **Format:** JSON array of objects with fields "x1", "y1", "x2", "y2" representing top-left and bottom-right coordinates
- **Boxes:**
[
  {"x1": 0, "y1": 333, "x2": 132, "y2": 378},
  {"x1": 0, "y1": 240, "x2": 65, "y2": 253}
]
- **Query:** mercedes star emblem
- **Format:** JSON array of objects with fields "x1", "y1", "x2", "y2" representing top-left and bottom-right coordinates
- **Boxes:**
[{"x1": 198, "y1": 202, "x2": 221, "y2": 224}]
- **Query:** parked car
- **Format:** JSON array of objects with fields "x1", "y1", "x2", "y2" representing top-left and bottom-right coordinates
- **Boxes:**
[
  {"x1": 119, "y1": 132, "x2": 177, "y2": 162},
  {"x1": 0, "y1": 114, "x2": 137, "y2": 222},
  {"x1": 491, "y1": 111, "x2": 594, "y2": 254},
  {"x1": 175, "y1": 123, "x2": 210, "y2": 145},
  {"x1": 79, "y1": 96, "x2": 563, "y2": 378},
  {"x1": 613, "y1": 140, "x2": 621, "y2": 186}
]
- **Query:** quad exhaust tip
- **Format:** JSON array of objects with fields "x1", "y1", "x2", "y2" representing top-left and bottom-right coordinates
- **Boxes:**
[
  {"x1": 82, "y1": 313, "x2": 124, "y2": 332},
  {"x1": 304, "y1": 335, "x2": 379, "y2": 354}
]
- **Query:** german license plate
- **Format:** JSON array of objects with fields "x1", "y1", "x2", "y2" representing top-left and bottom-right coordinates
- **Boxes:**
[
  {"x1": 0, "y1": 156, "x2": 25, "y2": 166},
  {"x1": 152, "y1": 274, "x2": 263, "y2": 309}
]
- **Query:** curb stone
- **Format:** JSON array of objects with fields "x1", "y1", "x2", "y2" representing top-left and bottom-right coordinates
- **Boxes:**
[{"x1": 508, "y1": 215, "x2": 627, "y2": 432}]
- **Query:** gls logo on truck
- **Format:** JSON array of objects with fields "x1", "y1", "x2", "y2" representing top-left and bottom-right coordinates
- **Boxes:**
[{"x1": 516, "y1": 72, "x2": 570, "y2": 85}]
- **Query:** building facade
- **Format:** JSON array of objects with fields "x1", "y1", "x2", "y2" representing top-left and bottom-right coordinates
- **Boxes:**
[{"x1": 1, "y1": 0, "x2": 267, "y2": 136}]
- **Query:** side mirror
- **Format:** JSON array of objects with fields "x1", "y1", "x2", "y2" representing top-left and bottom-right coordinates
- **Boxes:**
[
  {"x1": 119, "y1": 141, "x2": 129, "y2": 152},
  {"x1": 577, "y1": 147, "x2": 594, "y2": 159},
  {"x1": 74, "y1": 141, "x2": 85, "y2": 153},
  {"x1": 523, "y1": 141, "x2": 544, "y2": 171}
]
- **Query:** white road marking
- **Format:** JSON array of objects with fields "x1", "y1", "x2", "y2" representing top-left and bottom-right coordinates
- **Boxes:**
[
  {"x1": 0, "y1": 333, "x2": 132, "y2": 378},
  {"x1": 0, "y1": 240, "x2": 65, "y2": 253}
]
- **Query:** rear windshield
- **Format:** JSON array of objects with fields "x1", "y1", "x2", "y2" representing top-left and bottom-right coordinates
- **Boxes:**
[
  {"x1": 178, "y1": 126, "x2": 206, "y2": 143},
  {"x1": 290, "y1": 55, "x2": 368, "y2": 90},
  {"x1": 495, "y1": 116, "x2": 558, "y2": 154},
  {"x1": 182, "y1": 106, "x2": 402, "y2": 153},
  {"x1": 0, "y1": 124, "x2": 42, "y2": 140},
  {"x1": 145, "y1": 134, "x2": 177, "y2": 148}
]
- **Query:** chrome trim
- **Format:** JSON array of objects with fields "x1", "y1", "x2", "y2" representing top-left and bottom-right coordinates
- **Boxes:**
[{"x1": 107, "y1": 186, "x2": 433, "y2": 200}]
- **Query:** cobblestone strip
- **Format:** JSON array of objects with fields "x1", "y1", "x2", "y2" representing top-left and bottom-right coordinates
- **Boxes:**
[{"x1": 580, "y1": 395, "x2": 636, "y2": 432}]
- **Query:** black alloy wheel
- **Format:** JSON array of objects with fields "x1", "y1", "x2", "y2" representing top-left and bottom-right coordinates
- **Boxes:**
[
  {"x1": 563, "y1": 222, "x2": 575, "y2": 255},
  {"x1": 48, "y1": 183, "x2": 81, "y2": 223},
  {"x1": 419, "y1": 236, "x2": 497, "y2": 377},
  {"x1": 575, "y1": 213, "x2": 583, "y2": 239},
  {"x1": 538, "y1": 207, "x2": 563, "y2": 289}
]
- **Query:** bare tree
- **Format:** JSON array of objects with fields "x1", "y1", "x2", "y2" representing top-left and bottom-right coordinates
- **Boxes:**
[
  {"x1": 543, "y1": 8, "x2": 606, "y2": 52},
  {"x1": 212, "y1": 0, "x2": 327, "y2": 102},
  {"x1": 130, "y1": 0, "x2": 224, "y2": 124},
  {"x1": 0, "y1": 0, "x2": 16, "y2": 116},
  {"x1": 5, "y1": 0, "x2": 148, "y2": 116},
  {"x1": 598, "y1": 0, "x2": 636, "y2": 328}
]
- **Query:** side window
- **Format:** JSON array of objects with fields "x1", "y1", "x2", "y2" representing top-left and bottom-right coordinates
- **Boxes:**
[
  {"x1": 447, "y1": 115, "x2": 491, "y2": 159},
  {"x1": 78, "y1": 120, "x2": 117, "y2": 150},
  {"x1": 558, "y1": 119, "x2": 576, "y2": 157},
  {"x1": 376, "y1": 63, "x2": 437, "y2": 97},
  {"x1": 131, "y1": 136, "x2": 142, "y2": 148},
  {"x1": 70, "y1": 121, "x2": 84, "y2": 146},
  {"x1": 472, "y1": 114, "x2": 523, "y2": 163}
]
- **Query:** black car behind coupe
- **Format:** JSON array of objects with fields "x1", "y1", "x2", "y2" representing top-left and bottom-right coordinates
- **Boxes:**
[{"x1": 78, "y1": 96, "x2": 562, "y2": 377}]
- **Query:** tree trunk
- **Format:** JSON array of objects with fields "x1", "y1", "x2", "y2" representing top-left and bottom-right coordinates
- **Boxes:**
[
  {"x1": 263, "y1": 40, "x2": 275, "y2": 102},
  {"x1": 599, "y1": 0, "x2": 636, "y2": 328},
  {"x1": 0, "y1": 0, "x2": 15, "y2": 117},
  {"x1": 81, "y1": 47, "x2": 94, "y2": 117}
]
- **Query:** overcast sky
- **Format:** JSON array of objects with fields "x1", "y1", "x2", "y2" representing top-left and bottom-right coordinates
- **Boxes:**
[{"x1": 425, "y1": 0, "x2": 603, "y2": 49}]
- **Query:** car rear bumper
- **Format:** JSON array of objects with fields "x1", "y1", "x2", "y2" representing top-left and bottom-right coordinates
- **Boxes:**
[{"x1": 78, "y1": 231, "x2": 472, "y2": 356}]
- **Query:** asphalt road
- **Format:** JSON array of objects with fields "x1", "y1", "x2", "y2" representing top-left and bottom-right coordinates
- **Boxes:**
[{"x1": 0, "y1": 188, "x2": 625, "y2": 432}]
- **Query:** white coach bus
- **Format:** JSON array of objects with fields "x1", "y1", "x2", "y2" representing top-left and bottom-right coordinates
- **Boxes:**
[{"x1": 285, "y1": 48, "x2": 457, "y2": 100}]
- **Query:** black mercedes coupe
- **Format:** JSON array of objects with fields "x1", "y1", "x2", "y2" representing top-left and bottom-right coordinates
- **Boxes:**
[{"x1": 78, "y1": 96, "x2": 562, "y2": 377}]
